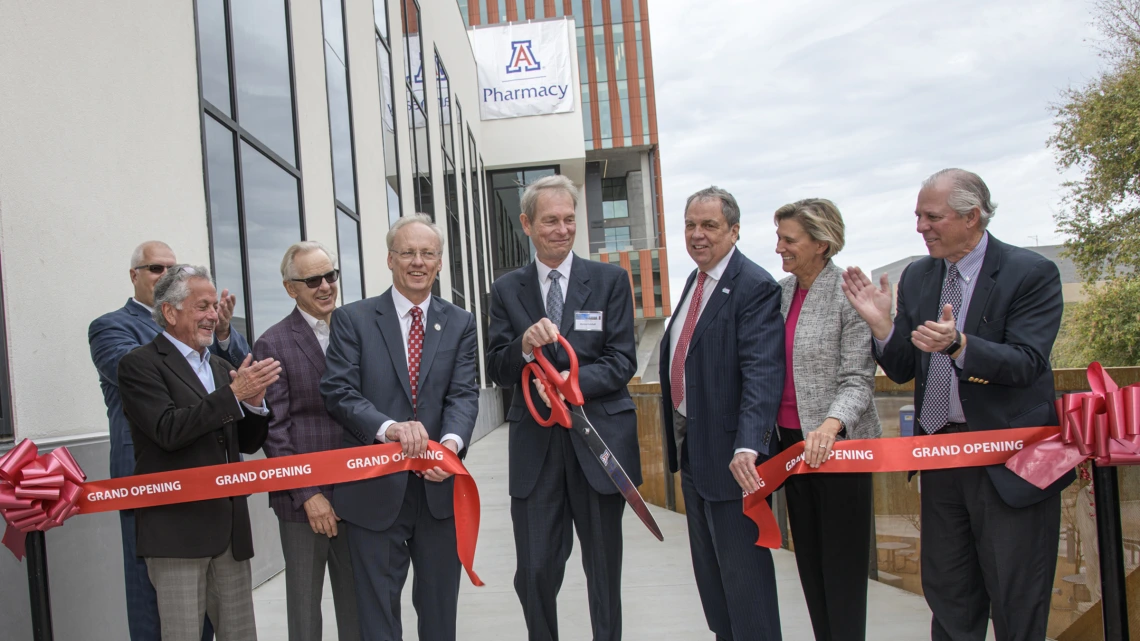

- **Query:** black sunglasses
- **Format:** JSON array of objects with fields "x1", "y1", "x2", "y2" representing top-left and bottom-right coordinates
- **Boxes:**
[
  {"x1": 134, "y1": 264, "x2": 171, "y2": 275},
  {"x1": 291, "y1": 269, "x2": 340, "y2": 289}
]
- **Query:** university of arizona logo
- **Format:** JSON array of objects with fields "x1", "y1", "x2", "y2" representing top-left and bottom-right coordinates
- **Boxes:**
[{"x1": 505, "y1": 39, "x2": 541, "y2": 74}]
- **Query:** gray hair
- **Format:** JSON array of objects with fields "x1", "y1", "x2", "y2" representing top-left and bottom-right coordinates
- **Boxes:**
[
  {"x1": 280, "y1": 241, "x2": 338, "y2": 279},
  {"x1": 922, "y1": 168, "x2": 998, "y2": 228},
  {"x1": 152, "y1": 264, "x2": 212, "y2": 329},
  {"x1": 130, "y1": 240, "x2": 173, "y2": 269},
  {"x1": 520, "y1": 175, "x2": 579, "y2": 220},
  {"x1": 386, "y1": 213, "x2": 445, "y2": 251},
  {"x1": 684, "y1": 186, "x2": 741, "y2": 227}
]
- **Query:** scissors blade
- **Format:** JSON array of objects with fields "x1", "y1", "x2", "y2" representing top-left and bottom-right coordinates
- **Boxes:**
[{"x1": 569, "y1": 407, "x2": 664, "y2": 542}]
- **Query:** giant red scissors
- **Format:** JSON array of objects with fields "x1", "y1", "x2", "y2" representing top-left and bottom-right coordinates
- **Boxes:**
[{"x1": 523, "y1": 335, "x2": 664, "y2": 541}]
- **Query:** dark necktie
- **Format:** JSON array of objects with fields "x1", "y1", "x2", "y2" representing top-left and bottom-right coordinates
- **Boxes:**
[
  {"x1": 670, "y1": 272, "x2": 708, "y2": 410},
  {"x1": 546, "y1": 271, "x2": 564, "y2": 325},
  {"x1": 919, "y1": 264, "x2": 962, "y2": 434},
  {"x1": 408, "y1": 306, "x2": 424, "y2": 418}
]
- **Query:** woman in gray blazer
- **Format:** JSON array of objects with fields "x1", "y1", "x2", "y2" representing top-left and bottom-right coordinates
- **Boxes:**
[{"x1": 773, "y1": 198, "x2": 880, "y2": 641}]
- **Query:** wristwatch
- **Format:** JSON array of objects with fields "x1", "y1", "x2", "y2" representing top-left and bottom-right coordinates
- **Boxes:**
[{"x1": 941, "y1": 330, "x2": 962, "y2": 356}]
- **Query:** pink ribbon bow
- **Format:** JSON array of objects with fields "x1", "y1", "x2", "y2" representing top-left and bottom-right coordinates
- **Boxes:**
[
  {"x1": 1006, "y1": 363, "x2": 1140, "y2": 489},
  {"x1": 0, "y1": 440, "x2": 87, "y2": 560}
]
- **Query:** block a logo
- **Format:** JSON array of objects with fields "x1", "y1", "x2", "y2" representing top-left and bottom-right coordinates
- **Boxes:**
[{"x1": 505, "y1": 39, "x2": 541, "y2": 74}]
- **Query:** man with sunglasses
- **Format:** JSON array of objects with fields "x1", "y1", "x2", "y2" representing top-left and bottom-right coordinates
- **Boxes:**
[
  {"x1": 88, "y1": 240, "x2": 250, "y2": 641},
  {"x1": 321, "y1": 214, "x2": 479, "y2": 641},
  {"x1": 253, "y1": 241, "x2": 360, "y2": 641}
]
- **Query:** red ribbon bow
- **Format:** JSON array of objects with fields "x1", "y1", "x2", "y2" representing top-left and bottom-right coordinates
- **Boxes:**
[
  {"x1": 1005, "y1": 362, "x2": 1140, "y2": 489},
  {"x1": 0, "y1": 439, "x2": 87, "y2": 560}
]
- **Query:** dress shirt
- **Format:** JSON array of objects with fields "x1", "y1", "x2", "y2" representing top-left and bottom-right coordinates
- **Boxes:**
[
  {"x1": 376, "y1": 289, "x2": 464, "y2": 450},
  {"x1": 161, "y1": 331, "x2": 267, "y2": 417},
  {"x1": 669, "y1": 246, "x2": 735, "y2": 418},
  {"x1": 874, "y1": 232, "x2": 989, "y2": 424},
  {"x1": 138, "y1": 298, "x2": 231, "y2": 351},
  {"x1": 297, "y1": 308, "x2": 331, "y2": 353},
  {"x1": 523, "y1": 252, "x2": 574, "y2": 364}
]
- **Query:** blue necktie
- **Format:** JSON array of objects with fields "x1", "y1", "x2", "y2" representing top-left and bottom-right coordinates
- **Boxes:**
[{"x1": 546, "y1": 271, "x2": 564, "y2": 326}]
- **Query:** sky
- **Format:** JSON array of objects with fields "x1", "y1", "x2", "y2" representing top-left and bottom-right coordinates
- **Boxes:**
[{"x1": 648, "y1": 0, "x2": 1107, "y2": 307}]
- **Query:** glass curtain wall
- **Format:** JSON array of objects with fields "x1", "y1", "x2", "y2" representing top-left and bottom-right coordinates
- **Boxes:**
[
  {"x1": 436, "y1": 53, "x2": 465, "y2": 310},
  {"x1": 374, "y1": 0, "x2": 403, "y2": 225}
]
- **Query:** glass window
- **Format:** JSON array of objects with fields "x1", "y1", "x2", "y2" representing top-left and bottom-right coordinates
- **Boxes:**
[
  {"x1": 403, "y1": 0, "x2": 424, "y2": 109},
  {"x1": 375, "y1": 36, "x2": 401, "y2": 225},
  {"x1": 231, "y1": 0, "x2": 296, "y2": 165},
  {"x1": 488, "y1": 167, "x2": 557, "y2": 275},
  {"x1": 323, "y1": 0, "x2": 356, "y2": 212},
  {"x1": 604, "y1": 226, "x2": 630, "y2": 251},
  {"x1": 436, "y1": 53, "x2": 453, "y2": 163},
  {"x1": 336, "y1": 209, "x2": 364, "y2": 303},
  {"x1": 203, "y1": 116, "x2": 249, "y2": 337},
  {"x1": 196, "y1": 0, "x2": 231, "y2": 116},
  {"x1": 373, "y1": 0, "x2": 389, "y2": 42},
  {"x1": 240, "y1": 142, "x2": 303, "y2": 337}
]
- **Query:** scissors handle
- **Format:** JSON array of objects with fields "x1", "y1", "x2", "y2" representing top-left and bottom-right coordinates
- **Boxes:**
[{"x1": 522, "y1": 335, "x2": 584, "y2": 427}]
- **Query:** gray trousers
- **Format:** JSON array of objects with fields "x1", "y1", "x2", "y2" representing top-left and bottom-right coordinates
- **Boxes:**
[
  {"x1": 279, "y1": 519, "x2": 361, "y2": 641},
  {"x1": 145, "y1": 544, "x2": 255, "y2": 641}
]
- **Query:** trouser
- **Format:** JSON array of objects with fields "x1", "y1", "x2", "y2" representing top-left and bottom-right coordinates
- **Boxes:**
[
  {"x1": 512, "y1": 425, "x2": 626, "y2": 641},
  {"x1": 778, "y1": 426, "x2": 873, "y2": 641},
  {"x1": 145, "y1": 544, "x2": 255, "y2": 641},
  {"x1": 278, "y1": 518, "x2": 360, "y2": 641}
]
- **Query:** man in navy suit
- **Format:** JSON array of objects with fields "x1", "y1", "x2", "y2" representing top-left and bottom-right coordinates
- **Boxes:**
[
  {"x1": 842, "y1": 169, "x2": 1070, "y2": 641},
  {"x1": 659, "y1": 187, "x2": 785, "y2": 640},
  {"x1": 487, "y1": 175, "x2": 638, "y2": 641},
  {"x1": 321, "y1": 214, "x2": 479, "y2": 641},
  {"x1": 88, "y1": 241, "x2": 250, "y2": 641}
]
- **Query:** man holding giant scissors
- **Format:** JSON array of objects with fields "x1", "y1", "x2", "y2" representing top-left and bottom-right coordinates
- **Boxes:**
[{"x1": 487, "y1": 174, "x2": 639, "y2": 641}]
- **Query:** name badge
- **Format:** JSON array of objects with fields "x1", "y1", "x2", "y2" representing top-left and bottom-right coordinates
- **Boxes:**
[{"x1": 574, "y1": 311, "x2": 604, "y2": 332}]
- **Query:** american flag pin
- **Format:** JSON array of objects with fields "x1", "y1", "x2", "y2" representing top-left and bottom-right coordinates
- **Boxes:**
[
  {"x1": 434, "y1": 323, "x2": 441, "y2": 331},
  {"x1": 722, "y1": 288, "x2": 730, "y2": 294}
]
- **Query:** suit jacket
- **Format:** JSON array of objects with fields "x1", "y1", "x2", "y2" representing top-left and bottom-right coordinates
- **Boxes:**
[
  {"x1": 487, "y1": 254, "x2": 640, "y2": 499},
  {"x1": 659, "y1": 248, "x2": 785, "y2": 502},
  {"x1": 779, "y1": 261, "x2": 881, "y2": 440},
  {"x1": 89, "y1": 298, "x2": 250, "y2": 478},
  {"x1": 117, "y1": 333, "x2": 269, "y2": 561},
  {"x1": 876, "y1": 233, "x2": 1073, "y2": 507},
  {"x1": 255, "y1": 307, "x2": 343, "y2": 523},
  {"x1": 320, "y1": 289, "x2": 480, "y2": 532}
]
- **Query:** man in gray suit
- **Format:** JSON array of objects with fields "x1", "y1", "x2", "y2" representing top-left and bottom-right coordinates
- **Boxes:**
[
  {"x1": 255, "y1": 241, "x2": 359, "y2": 641},
  {"x1": 320, "y1": 214, "x2": 480, "y2": 641}
]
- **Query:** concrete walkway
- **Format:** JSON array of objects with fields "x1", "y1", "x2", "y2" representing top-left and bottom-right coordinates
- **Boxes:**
[{"x1": 253, "y1": 424, "x2": 956, "y2": 640}]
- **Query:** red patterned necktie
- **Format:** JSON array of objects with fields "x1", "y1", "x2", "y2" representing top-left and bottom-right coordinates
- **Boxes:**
[
  {"x1": 408, "y1": 306, "x2": 425, "y2": 418},
  {"x1": 670, "y1": 272, "x2": 708, "y2": 410}
]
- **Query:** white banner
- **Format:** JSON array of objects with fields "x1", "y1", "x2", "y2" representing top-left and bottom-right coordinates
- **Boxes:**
[{"x1": 472, "y1": 19, "x2": 576, "y2": 120}]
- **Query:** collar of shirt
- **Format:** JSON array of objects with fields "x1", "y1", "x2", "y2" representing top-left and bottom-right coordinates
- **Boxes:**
[
  {"x1": 297, "y1": 307, "x2": 330, "y2": 337},
  {"x1": 536, "y1": 252, "x2": 574, "y2": 287},
  {"x1": 704, "y1": 246, "x2": 736, "y2": 282},
  {"x1": 162, "y1": 331, "x2": 214, "y2": 390},
  {"x1": 946, "y1": 231, "x2": 988, "y2": 285},
  {"x1": 391, "y1": 287, "x2": 430, "y2": 325},
  {"x1": 131, "y1": 298, "x2": 154, "y2": 314}
]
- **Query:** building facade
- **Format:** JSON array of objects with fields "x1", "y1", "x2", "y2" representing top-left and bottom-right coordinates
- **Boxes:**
[
  {"x1": 0, "y1": 0, "x2": 592, "y2": 636},
  {"x1": 464, "y1": 0, "x2": 672, "y2": 382}
]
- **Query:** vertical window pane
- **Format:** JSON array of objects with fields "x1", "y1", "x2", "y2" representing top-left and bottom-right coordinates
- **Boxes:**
[
  {"x1": 336, "y1": 210, "x2": 364, "y2": 303},
  {"x1": 376, "y1": 40, "x2": 401, "y2": 224},
  {"x1": 203, "y1": 116, "x2": 249, "y2": 338},
  {"x1": 231, "y1": 0, "x2": 296, "y2": 165},
  {"x1": 240, "y1": 142, "x2": 302, "y2": 338},
  {"x1": 373, "y1": 0, "x2": 389, "y2": 41},
  {"x1": 196, "y1": 0, "x2": 231, "y2": 116},
  {"x1": 436, "y1": 55, "x2": 452, "y2": 162},
  {"x1": 324, "y1": 0, "x2": 356, "y2": 211}
]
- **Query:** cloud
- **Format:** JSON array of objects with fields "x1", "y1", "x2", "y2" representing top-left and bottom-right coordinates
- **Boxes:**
[{"x1": 650, "y1": 0, "x2": 1103, "y2": 305}]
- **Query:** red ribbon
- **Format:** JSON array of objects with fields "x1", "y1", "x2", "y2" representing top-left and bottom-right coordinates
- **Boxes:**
[
  {"x1": 1005, "y1": 362, "x2": 1140, "y2": 489},
  {"x1": 742, "y1": 426, "x2": 1060, "y2": 549},
  {"x1": 0, "y1": 440, "x2": 87, "y2": 559},
  {"x1": 2, "y1": 441, "x2": 483, "y2": 586}
]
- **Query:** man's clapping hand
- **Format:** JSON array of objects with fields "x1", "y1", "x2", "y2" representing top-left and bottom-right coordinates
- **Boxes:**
[{"x1": 229, "y1": 354, "x2": 281, "y2": 406}]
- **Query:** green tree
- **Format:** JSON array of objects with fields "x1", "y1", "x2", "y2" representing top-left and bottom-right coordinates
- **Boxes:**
[{"x1": 1051, "y1": 0, "x2": 1140, "y2": 365}]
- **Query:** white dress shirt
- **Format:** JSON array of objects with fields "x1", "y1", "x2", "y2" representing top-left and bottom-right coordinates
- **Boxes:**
[
  {"x1": 161, "y1": 331, "x2": 267, "y2": 417},
  {"x1": 376, "y1": 289, "x2": 464, "y2": 450},
  {"x1": 523, "y1": 252, "x2": 574, "y2": 364},
  {"x1": 297, "y1": 308, "x2": 331, "y2": 354}
]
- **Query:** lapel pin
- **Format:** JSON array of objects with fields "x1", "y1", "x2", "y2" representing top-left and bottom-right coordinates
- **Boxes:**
[
  {"x1": 722, "y1": 288, "x2": 730, "y2": 294},
  {"x1": 434, "y1": 323, "x2": 441, "y2": 331}
]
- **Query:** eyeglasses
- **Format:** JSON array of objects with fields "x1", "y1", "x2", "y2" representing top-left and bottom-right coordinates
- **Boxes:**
[
  {"x1": 390, "y1": 249, "x2": 441, "y2": 262},
  {"x1": 134, "y1": 264, "x2": 171, "y2": 275},
  {"x1": 290, "y1": 269, "x2": 340, "y2": 289}
]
